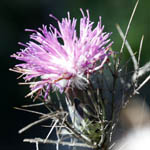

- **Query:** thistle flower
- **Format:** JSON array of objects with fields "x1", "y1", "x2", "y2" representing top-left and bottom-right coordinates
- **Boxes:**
[{"x1": 10, "y1": 9, "x2": 113, "y2": 97}]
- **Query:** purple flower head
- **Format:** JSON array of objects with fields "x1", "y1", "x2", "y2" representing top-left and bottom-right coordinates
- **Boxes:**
[{"x1": 11, "y1": 9, "x2": 113, "y2": 97}]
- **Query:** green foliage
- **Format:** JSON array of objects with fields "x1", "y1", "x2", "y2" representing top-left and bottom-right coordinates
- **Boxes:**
[{"x1": 82, "y1": 118, "x2": 103, "y2": 143}]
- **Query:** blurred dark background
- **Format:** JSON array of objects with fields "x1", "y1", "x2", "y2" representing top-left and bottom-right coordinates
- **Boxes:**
[{"x1": 0, "y1": 0, "x2": 150, "y2": 149}]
